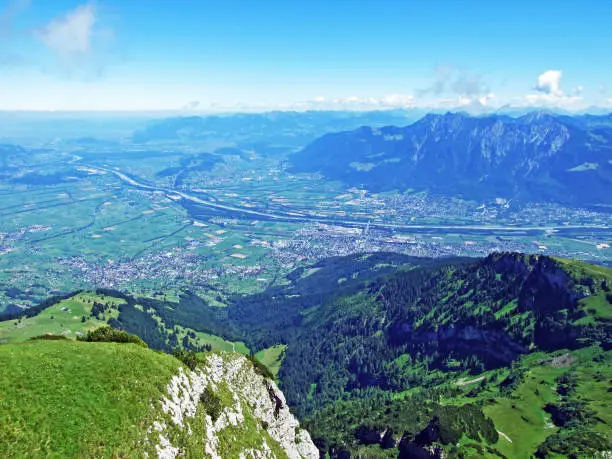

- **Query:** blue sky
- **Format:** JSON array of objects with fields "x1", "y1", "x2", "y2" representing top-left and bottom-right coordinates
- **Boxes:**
[{"x1": 0, "y1": 0, "x2": 610, "y2": 111}]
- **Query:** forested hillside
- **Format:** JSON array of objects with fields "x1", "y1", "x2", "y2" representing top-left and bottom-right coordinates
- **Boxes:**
[
  {"x1": 207, "y1": 252, "x2": 612, "y2": 457},
  {"x1": 3, "y1": 252, "x2": 611, "y2": 457}
]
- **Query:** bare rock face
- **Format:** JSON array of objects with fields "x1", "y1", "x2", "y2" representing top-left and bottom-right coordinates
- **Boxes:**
[{"x1": 149, "y1": 352, "x2": 319, "y2": 459}]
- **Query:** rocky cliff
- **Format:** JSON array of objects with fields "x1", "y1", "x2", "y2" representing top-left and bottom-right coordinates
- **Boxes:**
[{"x1": 152, "y1": 352, "x2": 319, "y2": 459}]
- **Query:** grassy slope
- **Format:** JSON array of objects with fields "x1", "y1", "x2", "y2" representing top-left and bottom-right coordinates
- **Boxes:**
[
  {"x1": 255, "y1": 344, "x2": 287, "y2": 377},
  {"x1": 555, "y1": 257, "x2": 612, "y2": 323},
  {"x1": 0, "y1": 340, "x2": 293, "y2": 458},
  {"x1": 481, "y1": 357, "x2": 567, "y2": 458},
  {"x1": 438, "y1": 346, "x2": 612, "y2": 458},
  {"x1": 0, "y1": 292, "x2": 121, "y2": 343},
  {"x1": 191, "y1": 328, "x2": 250, "y2": 354},
  {"x1": 144, "y1": 306, "x2": 250, "y2": 353},
  {"x1": 0, "y1": 290, "x2": 249, "y2": 353},
  {"x1": 0, "y1": 340, "x2": 180, "y2": 457}
]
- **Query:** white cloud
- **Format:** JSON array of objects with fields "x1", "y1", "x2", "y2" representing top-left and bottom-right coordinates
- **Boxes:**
[
  {"x1": 33, "y1": 3, "x2": 117, "y2": 78},
  {"x1": 520, "y1": 93, "x2": 582, "y2": 108},
  {"x1": 379, "y1": 93, "x2": 415, "y2": 107},
  {"x1": 35, "y1": 3, "x2": 96, "y2": 57},
  {"x1": 478, "y1": 93, "x2": 496, "y2": 106},
  {"x1": 457, "y1": 96, "x2": 472, "y2": 106},
  {"x1": 533, "y1": 70, "x2": 563, "y2": 96},
  {"x1": 183, "y1": 100, "x2": 200, "y2": 110},
  {"x1": 303, "y1": 94, "x2": 415, "y2": 110},
  {"x1": 520, "y1": 70, "x2": 584, "y2": 108},
  {"x1": 417, "y1": 65, "x2": 490, "y2": 98}
]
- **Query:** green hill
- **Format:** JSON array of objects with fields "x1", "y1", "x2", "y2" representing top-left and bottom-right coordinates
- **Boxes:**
[
  {"x1": 0, "y1": 290, "x2": 249, "y2": 354},
  {"x1": 0, "y1": 337, "x2": 318, "y2": 458},
  {"x1": 0, "y1": 292, "x2": 122, "y2": 343}
]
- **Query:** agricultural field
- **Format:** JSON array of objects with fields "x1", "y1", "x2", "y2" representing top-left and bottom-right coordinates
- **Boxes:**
[{"x1": 1, "y1": 141, "x2": 612, "y2": 316}]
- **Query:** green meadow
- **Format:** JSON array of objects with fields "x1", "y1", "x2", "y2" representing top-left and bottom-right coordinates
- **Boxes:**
[
  {"x1": 0, "y1": 340, "x2": 180, "y2": 457},
  {"x1": 0, "y1": 292, "x2": 121, "y2": 343},
  {"x1": 255, "y1": 344, "x2": 287, "y2": 377}
]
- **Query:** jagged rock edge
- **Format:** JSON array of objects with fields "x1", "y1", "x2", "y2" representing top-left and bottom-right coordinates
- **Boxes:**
[{"x1": 148, "y1": 352, "x2": 319, "y2": 459}]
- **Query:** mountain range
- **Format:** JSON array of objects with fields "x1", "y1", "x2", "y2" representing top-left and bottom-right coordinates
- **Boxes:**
[
  {"x1": 289, "y1": 111, "x2": 612, "y2": 206},
  {"x1": 131, "y1": 110, "x2": 421, "y2": 147}
]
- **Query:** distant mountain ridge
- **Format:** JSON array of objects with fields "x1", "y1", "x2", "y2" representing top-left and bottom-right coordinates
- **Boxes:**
[
  {"x1": 289, "y1": 111, "x2": 612, "y2": 205},
  {"x1": 131, "y1": 110, "x2": 422, "y2": 146}
]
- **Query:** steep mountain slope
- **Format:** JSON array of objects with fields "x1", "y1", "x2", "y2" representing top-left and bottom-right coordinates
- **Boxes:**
[
  {"x1": 223, "y1": 253, "x2": 610, "y2": 410},
  {"x1": 289, "y1": 111, "x2": 612, "y2": 205},
  {"x1": 0, "y1": 338, "x2": 318, "y2": 458},
  {"x1": 192, "y1": 252, "x2": 612, "y2": 458}
]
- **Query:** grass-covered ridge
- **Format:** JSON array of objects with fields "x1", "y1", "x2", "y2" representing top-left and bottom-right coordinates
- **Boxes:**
[
  {"x1": 0, "y1": 292, "x2": 122, "y2": 343},
  {"x1": 0, "y1": 339, "x2": 180, "y2": 457},
  {"x1": 0, "y1": 336, "x2": 316, "y2": 458},
  {"x1": 0, "y1": 289, "x2": 249, "y2": 354}
]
